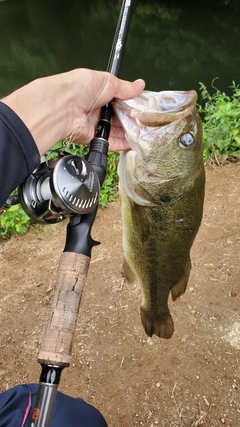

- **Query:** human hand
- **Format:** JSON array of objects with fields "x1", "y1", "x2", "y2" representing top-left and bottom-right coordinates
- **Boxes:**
[
  {"x1": 57, "y1": 69, "x2": 145, "y2": 151},
  {"x1": 1, "y1": 69, "x2": 145, "y2": 155}
]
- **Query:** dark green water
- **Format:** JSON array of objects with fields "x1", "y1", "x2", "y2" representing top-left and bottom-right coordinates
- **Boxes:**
[{"x1": 0, "y1": 0, "x2": 240, "y2": 98}]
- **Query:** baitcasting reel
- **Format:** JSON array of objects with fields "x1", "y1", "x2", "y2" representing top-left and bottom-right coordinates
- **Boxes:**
[
  {"x1": 18, "y1": 153, "x2": 100, "y2": 224},
  {"x1": 2, "y1": 104, "x2": 111, "y2": 225}
]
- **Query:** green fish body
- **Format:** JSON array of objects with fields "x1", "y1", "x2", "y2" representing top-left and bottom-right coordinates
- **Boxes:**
[{"x1": 113, "y1": 90, "x2": 205, "y2": 339}]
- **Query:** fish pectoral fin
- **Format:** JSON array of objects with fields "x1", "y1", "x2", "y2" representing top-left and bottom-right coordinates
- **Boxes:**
[
  {"x1": 171, "y1": 260, "x2": 191, "y2": 301},
  {"x1": 140, "y1": 307, "x2": 174, "y2": 339},
  {"x1": 130, "y1": 202, "x2": 150, "y2": 242},
  {"x1": 123, "y1": 258, "x2": 136, "y2": 284}
]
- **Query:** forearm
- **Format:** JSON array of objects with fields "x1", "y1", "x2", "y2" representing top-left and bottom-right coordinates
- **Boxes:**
[
  {"x1": 1, "y1": 69, "x2": 145, "y2": 155},
  {"x1": 1, "y1": 73, "x2": 72, "y2": 156}
]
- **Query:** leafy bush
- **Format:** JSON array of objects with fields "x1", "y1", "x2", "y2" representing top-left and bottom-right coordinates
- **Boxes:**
[
  {"x1": 0, "y1": 204, "x2": 30, "y2": 238},
  {"x1": 198, "y1": 80, "x2": 240, "y2": 163},
  {"x1": 99, "y1": 151, "x2": 120, "y2": 207}
]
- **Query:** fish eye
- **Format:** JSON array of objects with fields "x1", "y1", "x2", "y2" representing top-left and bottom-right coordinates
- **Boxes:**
[{"x1": 179, "y1": 133, "x2": 195, "y2": 149}]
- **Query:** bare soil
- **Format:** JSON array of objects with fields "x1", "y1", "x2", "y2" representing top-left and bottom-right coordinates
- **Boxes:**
[{"x1": 0, "y1": 163, "x2": 240, "y2": 427}]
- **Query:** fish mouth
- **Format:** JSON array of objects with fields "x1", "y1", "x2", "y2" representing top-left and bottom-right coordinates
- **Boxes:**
[
  {"x1": 127, "y1": 89, "x2": 197, "y2": 111},
  {"x1": 113, "y1": 90, "x2": 197, "y2": 128}
]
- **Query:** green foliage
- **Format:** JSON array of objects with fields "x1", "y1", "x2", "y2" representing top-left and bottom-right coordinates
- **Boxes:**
[
  {"x1": 198, "y1": 80, "x2": 240, "y2": 163},
  {"x1": 99, "y1": 151, "x2": 120, "y2": 208},
  {"x1": 0, "y1": 204, "x2": 30, "y2": 238}
]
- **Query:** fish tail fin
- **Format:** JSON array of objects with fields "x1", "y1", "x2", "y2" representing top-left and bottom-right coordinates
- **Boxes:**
[
  {"x1": 171, "y1": 259, "x2": 191, "y2": 302},
  {"x1": 140, "y1": 307, "x2": 174, "y2": 339},
  {"x1": 123, "y1": 257, "x2": 136, "y2": 284}
]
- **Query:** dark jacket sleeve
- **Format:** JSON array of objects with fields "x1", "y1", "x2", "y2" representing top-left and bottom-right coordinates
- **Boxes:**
[
  {"x1": 0, "y1": 101, "x2": 40, "y2": 206},
  {"x1": 0, "y1": 384, "x2": 108, "y2": 427}
]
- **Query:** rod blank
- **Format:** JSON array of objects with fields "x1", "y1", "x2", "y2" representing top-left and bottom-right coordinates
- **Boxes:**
[{"x1": 107, "y1": 0, "x2": 135, "y2": 75}]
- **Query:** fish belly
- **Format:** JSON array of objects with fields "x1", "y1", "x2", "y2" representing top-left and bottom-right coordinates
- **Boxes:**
[{"x1": 120, "y1": 183, "x2": 202, "y2": 339}]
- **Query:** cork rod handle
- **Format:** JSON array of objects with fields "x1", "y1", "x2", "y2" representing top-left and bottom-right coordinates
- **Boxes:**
[{"x1": 38, "y1": 251, "x2": 90, "y2": 367}]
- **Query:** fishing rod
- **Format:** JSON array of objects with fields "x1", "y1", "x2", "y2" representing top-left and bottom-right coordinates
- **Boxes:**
[{"x1": 28, "y1": 1, "x2": 136, "y2": 426}]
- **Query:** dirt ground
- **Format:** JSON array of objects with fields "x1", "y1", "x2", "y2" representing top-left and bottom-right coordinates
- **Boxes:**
[{"x1": 0, "y1": 162, "x2": 240, "y2": 426}]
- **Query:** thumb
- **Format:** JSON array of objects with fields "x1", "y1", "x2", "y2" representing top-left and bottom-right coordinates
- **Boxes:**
[{"x1": 113, "y1": 77, "x2": 146, "y2": 101}]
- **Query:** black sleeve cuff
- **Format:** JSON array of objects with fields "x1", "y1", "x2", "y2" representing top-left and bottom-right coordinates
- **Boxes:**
[{"x1": 0, "y1": 101, "x2": 40, "y2": 205}]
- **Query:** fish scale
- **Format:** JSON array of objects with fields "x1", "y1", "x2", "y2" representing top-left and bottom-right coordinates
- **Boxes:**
[{"x1": 113, "y1": 90, "x2": 205, "y2": 339}]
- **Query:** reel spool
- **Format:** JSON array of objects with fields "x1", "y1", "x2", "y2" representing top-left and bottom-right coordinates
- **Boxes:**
[{"x1": 18, "y1": 154, "x2": 100, "y2": 224}]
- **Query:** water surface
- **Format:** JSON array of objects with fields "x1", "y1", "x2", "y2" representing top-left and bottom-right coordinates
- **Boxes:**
[{"x1": 0, "y1": 0, "x2": 240, "y2": 98}]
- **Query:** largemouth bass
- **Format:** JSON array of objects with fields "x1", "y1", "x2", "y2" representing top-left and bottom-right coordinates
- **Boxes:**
[{"x1": 113, "y1": 90, "x2": 205, "y2": 339}]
